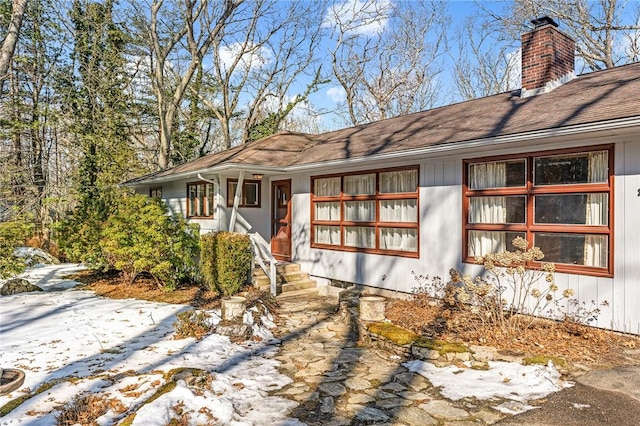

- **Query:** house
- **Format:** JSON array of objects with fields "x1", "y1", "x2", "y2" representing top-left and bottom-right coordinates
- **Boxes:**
[{"x1": 125, "y1": 18, "x2": 640, "y2": 334}]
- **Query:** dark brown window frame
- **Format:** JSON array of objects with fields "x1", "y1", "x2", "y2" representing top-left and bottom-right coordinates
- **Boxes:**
[
  {"x1": 463, "y1": 145, "x2": 614, "y2": 277},
  {"x1": 186, "y1": 181, "x2": 214, "y2": 218},
  {"x1": 310, "y1": 166, "x2": 420, "y2": 258},
  {"x1": 226, "y1": 179, "x2": 262, "y2": 208},
  {"x1": 149, "y1": 187, "x2": 162, "y2": 198}
]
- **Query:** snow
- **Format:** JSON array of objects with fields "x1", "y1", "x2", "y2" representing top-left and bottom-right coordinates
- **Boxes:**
[
  {"x1": 0, "y1": 264, "x2": 297, "y2": 425},
  {"x1": 0, "y1": 264, "x2": 573, "y2": 425},
  {"x1": 404, "y1": 358, "x2": 573, "y2": 412}
]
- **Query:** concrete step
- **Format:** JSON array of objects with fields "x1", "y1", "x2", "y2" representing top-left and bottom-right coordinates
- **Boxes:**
[
  {"x1": 274, "y1": 287, "x2": 319, "y2": 300},
  {"x1": 253, "y1": 270, "x2": 310, "y2": 286},
  {"x1": 258, "y1": 279, "x2": 317, "y2": 294},
  {"x1": 253, "y1": 262, "x2": 301, "y2": 276}
]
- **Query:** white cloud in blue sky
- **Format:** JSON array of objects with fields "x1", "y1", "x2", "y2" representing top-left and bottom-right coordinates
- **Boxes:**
[
  {"x1": 322, "y1": 0, "x2": 392, "y2": 36},
  {"x1": 326, "y1": 86, "x2": 347, "y2": 103}
]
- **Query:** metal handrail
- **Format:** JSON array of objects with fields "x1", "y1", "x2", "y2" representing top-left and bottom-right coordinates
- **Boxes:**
[{"x1": 249, "y1": 233, "x2": 277, "y2": 296}]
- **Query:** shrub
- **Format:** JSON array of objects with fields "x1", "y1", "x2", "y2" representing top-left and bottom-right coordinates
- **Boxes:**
[
  {"x1": 174, "y1": 310, "x2": 215, "y2": 340},
  {"x1": 199, "y1": 232, "x2": 218, "y2": 291},
  {"x1": 0, "y1": 220, "x2": 33, "y2": 278},
  {"x1": 100, "y1": 194, "x2": 200, "y2": 289},
  {"x1": 214, "y1": 232, "x2": 252, "y2": 297},
  {"x1": 56, "y1": 210, "x2": 109, "y2": 270}
]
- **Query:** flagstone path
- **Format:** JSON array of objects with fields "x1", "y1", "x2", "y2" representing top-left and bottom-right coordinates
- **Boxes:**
[{"x1": 271, "y1": 292, "x2": 510, "y2": 425}]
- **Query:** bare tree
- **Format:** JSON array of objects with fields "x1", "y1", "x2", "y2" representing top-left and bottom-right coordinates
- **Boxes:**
[
  {"x1": 205, "y1": 0, "x2": 325, "y2": 150},
  {"x1": 481, "y1": 0, "x2": 640, "y2": 72},
  {"x1": 131, "y1": 0, "x2": 241, "y2": 169},
  {"x1": 327, "y1": 0, "x2": 448, "y2": 126},
  {"x1": 453, "y1": 15, "x2": 521, "y2": 100},
  {"x1": 0, "y1": 0, "x2": 28, "y2": 94}
]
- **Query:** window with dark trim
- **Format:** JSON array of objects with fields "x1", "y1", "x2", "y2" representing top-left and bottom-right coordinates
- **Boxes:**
[
  {"x1": 227, "y1": 179, "x2": 261, "y2": 207},
  {"x1": 311, "y1": 166, "x2": 419, "y2": 257},
  {"x1": 463, "y1": 146, "x2": 613, "y2": 276},
  {"x1": 150, "y1": 187, "x2": 162, "y2": 198},
  {"x1": 187, "y1": 182, "x2": 214, "y2": 218}
]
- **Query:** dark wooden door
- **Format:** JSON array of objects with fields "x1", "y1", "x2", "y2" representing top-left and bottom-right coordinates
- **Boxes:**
[{"x1": 271, "y1": 179, "x2": 291, "y2": 261}]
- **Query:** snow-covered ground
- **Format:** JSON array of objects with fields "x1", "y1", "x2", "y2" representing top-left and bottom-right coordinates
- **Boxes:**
[{"x1": 0, "y1": 264, "x2": 572, "y2": 425}]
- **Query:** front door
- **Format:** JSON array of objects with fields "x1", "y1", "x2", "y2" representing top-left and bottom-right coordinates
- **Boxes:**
[{"x1": 271, "y1": 179, "x2": 292, "y2": 261}]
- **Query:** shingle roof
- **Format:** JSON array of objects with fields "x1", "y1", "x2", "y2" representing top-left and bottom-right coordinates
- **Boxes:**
[{"x1": 125, "y1": 61, "x2": 640, "y2": 185}]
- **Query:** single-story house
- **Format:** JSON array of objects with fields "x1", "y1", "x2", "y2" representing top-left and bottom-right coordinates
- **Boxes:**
[{"x1": 125, "y1": 18, "x2": 640, "y2": 334}]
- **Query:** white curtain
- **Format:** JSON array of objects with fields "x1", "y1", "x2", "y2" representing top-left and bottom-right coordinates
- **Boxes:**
[
  {"x1": 380, "y1": 170, "x2": 417, "y2": 193},
  {"x1": 344, "y1": 174, "x2": 375, "y2": 195},
  {"x1": 380, "y1": 200, "x2": 417, "y2": 222},
  {"x1": 315, "y1": 225, "x2": 340, "y2": 245},
  {"x1": 468, "y1": 162, "x2": 507, "y2": 255},
  {"x1": 345, "y1": 226, "x2": 375, "y2": 248},
  {"x1": 315, "y1": 202, "x2": 340, "y2": 221},
  {"x1": 584, "y1": 151, "x2": 608, "y2": 267},
  {"x1": 380, "y1": 228, "x2": 417, "y2": 251},
  {"x1": 344, "y1": 200, "x2": 375, "y2": 221},
  {"x1": 315, "y1": 177, "x2": 341, "y2": 197}
]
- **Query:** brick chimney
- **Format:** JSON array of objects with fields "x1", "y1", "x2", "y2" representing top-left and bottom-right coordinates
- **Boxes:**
[{"x1": 521, "y1": 17, "x2": 575, "y2": 97}]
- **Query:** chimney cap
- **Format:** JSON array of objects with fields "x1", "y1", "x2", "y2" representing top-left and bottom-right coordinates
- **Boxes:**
[{"x1": 531, "y1": 16, "x2": 558, "y2": 28}]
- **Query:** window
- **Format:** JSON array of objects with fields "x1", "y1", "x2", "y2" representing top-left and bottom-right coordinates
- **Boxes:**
[
  {"x1": 311, "y1": 167, "x2": 419, "y2": 256},
  {"x1": 464, "y1": 146, "x2": 612, "y2": 276},
  {"x1": 187, "y1": 182, "x2": 214, "y2": 218},
  {"x1": 150, "y1": 187, "x2": 162, "y2": 198},
  {"x1": 227, "y1": 179, "x2": 261, "y2": 207}
]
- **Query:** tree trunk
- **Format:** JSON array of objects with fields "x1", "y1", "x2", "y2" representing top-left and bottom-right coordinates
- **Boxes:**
[{"x1": 0, "y1": 0, "x2": 29, "y2": 94}]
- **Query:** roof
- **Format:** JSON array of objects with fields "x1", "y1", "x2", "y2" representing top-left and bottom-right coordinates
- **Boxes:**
[{"x1": 125, "y1": 61, "x2": 640, "y2": 185}]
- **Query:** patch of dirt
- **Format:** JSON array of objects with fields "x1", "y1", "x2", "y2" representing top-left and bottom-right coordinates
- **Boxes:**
[
  {"x1": 68, "y1": 270, "x2": 221, "y2": 309},
  {"x1": 385, "y1": 299, "x2": 640, "y2": 371}
]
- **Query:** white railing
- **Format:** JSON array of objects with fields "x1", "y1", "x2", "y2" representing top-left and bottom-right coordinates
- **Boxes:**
[{"x1": 249, "y1": 233, "x2": 277, "y2": 296}]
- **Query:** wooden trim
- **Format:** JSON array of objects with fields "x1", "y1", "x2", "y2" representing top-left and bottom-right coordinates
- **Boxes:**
[
  {"x1": 462, "y1": 145, "x2": 614, "y2": 277},
  {"x1": 186, "y1": 181, "x2": 214, "y2": 218},
  {"x1": 226, "y1": 178, "x2": 262, "y2": 208},
  {"x1": 310, "y1": 165, "x2": 420, "y2": 257}
]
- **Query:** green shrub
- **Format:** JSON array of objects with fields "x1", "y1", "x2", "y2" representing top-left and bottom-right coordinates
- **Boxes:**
[
  {"x1": 100, "y1": 194, "x2": 200, "y2": 289},
  {"x1": 0, "y1": 220, "x2": 33, "y2": 278},
  {"x1": 214, "y1": 232, "x2": 252, "y2": 297},
  {"x1": 199, "y1": 232, "x2": 218, "y2": 291},
  {"x1": 56, "y1": 211, "x2": 108, "y2": 269}
]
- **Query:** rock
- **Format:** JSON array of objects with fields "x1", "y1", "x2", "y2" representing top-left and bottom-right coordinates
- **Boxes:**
[
  {"x1": 215, "y1": 322, "x2": 251, "y2": 341},
  {"x1": 344, "y1": 377, "x2": 371, "y2": 391},
  {"x1": 319, "y1": 382, "x2": 347, "y2": 397},
  {"x1": 320, "y1": 396, "x2": 335, "y2": 414},
  {"x1": 354, "y1": 406, "x2": 390, "y2": 422},
  {"x1": 419, "y1": 400, "x2": 470, "y2": 421},
  {"x1": 0, "y1": 279, "x2": 43, "y2": 296},
  {"x1": 392, "y1": 406, "x2": 438, "y2": 425}
]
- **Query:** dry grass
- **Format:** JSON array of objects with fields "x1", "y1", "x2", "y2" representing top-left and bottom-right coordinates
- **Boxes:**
[
  {"x1": 385, "y1": 298, "x2": 640, "y2": 370},
  {"x1": 69, "y1": 270, "x2": 220, "y2": 309}
]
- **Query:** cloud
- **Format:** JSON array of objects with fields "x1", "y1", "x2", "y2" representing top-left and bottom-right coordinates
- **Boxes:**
[
  {"x1": 218, "y1": 42, "x2": 272, "y2": 72},
  {"x1": 322, "y1": 0, "x2": 391, "y2": 36},
  {"x1": 327, "y1": 86, "x2": 347, "y2": 102}
]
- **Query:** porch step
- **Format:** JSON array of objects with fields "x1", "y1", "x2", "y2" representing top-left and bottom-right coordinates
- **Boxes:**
[
  {"x1": 253, "y1": 261, "x2": 317, "y2": 296},
  {"x1": 273, "y1": 287, "x2": 319, "y2": 300}
]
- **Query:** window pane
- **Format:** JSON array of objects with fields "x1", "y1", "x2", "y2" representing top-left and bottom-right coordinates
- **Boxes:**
[
  {"x1": 344, "y1": 174, "x2": 375, "y2": 195},
  {"x1": 314, "y1": 177, "x2": 341, "y2": 197},
  {"x1": 345, "y1": 226, "x2": 375, "y2": 248},
  {"x1": 534, "y1": 193, "x2": 608, "y2": 225},
  {"x1": 534, "y1": 151, "x2": 608, "y2": 186},
  {"x1": 380, "y1": 227, "x2": 417, "y2": 251},
  {"x1": 315, "y1": 225, "x2": 340, "y2": 245},
  {"x1": 344, "y1": 200, "x2": 375, "y2": 221},
  {"x1": 229, "y1": 182, "x2": 238, "y2": 199},
  {"x1": 535, "y1": 233, "x2": 608, "y2": 267},
  {"x1": 315, "y1": 202, "x2": 340, "y2": 221},
  {"x1": 188, "y1": 186, "x2": 198, "y2": 217},
  {"x1": 380, "y1": 199, "x2": 417, "y2": 222},
  {"x1": 469, "y1": 196, "x2": 525, "y2": 224},
  {"x1": 469, "y1": 160, "x2": 525, "y2": 189},
  {"x1": 244, "y1": 182, "x2": 259, "y2": 206},
  {"x1": 206, "y1": 183, "x2": 214, "y2": 215},
  {"x1": 468, "y1": 231, "x2": 526, "y2": 257},
  {"x1": 380, "y1": 169, "x2": 417, "y2": 193}
]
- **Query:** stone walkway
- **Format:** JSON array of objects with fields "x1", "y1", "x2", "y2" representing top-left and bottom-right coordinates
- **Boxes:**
[{"x1": 271, "y1": 293, "x2": 509, "y2": 425}]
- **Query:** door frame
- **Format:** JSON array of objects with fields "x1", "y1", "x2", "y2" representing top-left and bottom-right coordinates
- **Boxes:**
[{"x1": 271, "y1": 179, "x2": 292, "y2": 261}]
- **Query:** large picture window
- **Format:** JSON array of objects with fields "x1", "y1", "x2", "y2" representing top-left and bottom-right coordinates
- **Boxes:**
[
  {"x1": 464, "y1": 146, "x2": 612, "y2": 276},
  {"x1": 227, "y1": 179, "x2": 261, "y2": 207},
  {"x1": 187, "y1": 182, "x2": 214, "y2": 218},
  {"x1": 311, "y1": 167, "x2": 419, "y2": 256}
]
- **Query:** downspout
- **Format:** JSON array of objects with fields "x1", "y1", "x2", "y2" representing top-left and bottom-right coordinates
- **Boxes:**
[{"x1": 229, "y1": 170, "x2": 245, "y2": 232}]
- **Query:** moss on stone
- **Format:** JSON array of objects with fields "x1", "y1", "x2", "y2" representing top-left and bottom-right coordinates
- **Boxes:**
[
  {"x1": 523, "y1": 355, "x2": 567, "y2": 368},
  {"x1": 413, "y1": 337, "x2": 470, "y2": 355},
  {"x1": 367, "y1": 323, "x2": 418, "y2": 346}
]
